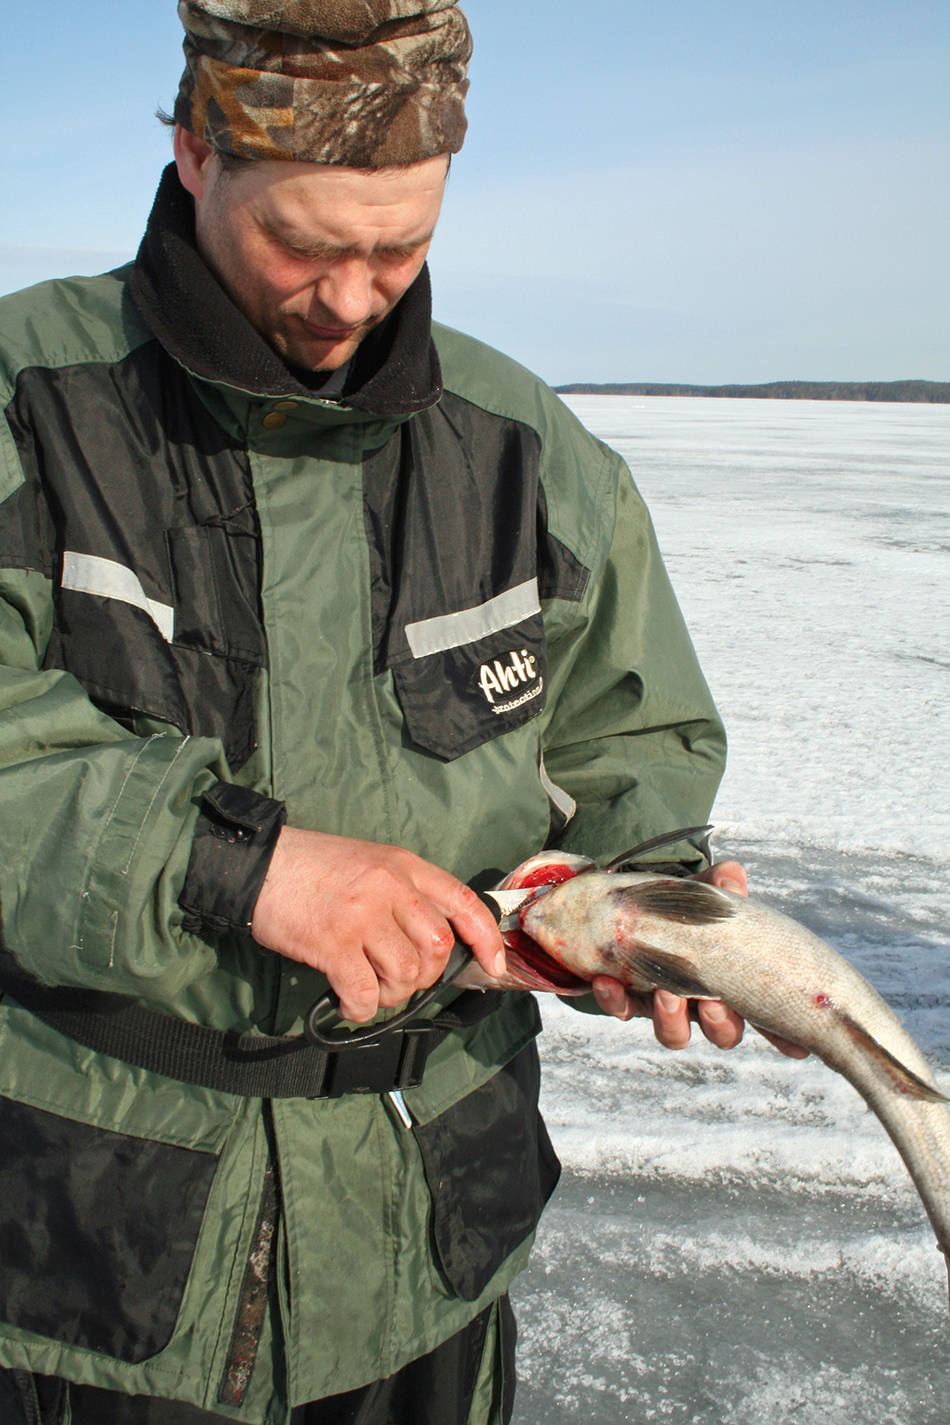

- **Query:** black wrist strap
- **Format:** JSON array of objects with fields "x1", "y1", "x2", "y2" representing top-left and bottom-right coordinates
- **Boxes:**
[{"x1": 179, "y1": 783, "x2": 287, "y2": 936}]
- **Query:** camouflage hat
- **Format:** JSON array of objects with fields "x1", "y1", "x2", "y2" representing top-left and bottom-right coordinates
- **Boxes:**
[{"x1": 173, "y1": 0, "x2": 471, "y2": 168}]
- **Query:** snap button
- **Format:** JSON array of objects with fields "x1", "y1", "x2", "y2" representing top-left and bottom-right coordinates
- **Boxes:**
[
  {"x1": 262, "y1": 411, "x2": 286, "y2": 430},
  {"x1": 273, "y1": 400, "x2": 298, "y2": 412}
]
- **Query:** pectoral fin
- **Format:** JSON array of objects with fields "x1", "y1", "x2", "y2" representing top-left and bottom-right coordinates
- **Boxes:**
[
  {"x1": 839, "y1": 1012, "x2": 949, "y2": 1103},
  {"x1": 615, "y1": 942, "x2": 715, "y2": 999}
]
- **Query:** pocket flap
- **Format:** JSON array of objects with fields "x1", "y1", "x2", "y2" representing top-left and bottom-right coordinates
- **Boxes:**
[
  {"x1": 393, "y1": 612, "x2": 547, "y2": 762},
  {"x1": 0, "y1": 1095, "x2": 218, "y2": 1362},
  {"x1": 413, "y1": 1044, "x2": 560, "y2": 1301}
]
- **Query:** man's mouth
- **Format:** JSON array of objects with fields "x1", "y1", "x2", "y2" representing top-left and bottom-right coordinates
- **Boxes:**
[{"x1": 302, "y1": 321, "x2": 361, "y2": 341}]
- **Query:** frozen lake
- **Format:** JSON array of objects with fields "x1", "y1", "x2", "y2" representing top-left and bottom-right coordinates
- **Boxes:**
[{"x1": 511, "y1": 397, "x2": 950, "y2": 1424}]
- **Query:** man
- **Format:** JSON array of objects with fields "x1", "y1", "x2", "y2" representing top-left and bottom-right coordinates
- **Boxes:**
[{"x1": 0, "y1": 3, "x2": 796, "y2": 1421}]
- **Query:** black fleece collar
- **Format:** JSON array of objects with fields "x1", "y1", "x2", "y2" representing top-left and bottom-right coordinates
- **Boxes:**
[{"x1": 129, "y1": 164, "x2": 443, "y2": 418}]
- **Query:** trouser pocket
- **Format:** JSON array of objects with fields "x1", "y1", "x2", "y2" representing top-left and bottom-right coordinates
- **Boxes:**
[
  {"x1": 0, "y1": 1096, "x2": 219, "y2": 1363},
  {"x1": 413, "y1": 1043, "x2": 561, "y2": 1301}
]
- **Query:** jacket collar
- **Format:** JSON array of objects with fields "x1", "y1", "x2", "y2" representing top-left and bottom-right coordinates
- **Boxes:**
[{"x1": 129, "y1": 165, "x2": 443, "y2": 418}]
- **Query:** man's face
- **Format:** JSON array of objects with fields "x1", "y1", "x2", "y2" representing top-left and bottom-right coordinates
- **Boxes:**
[{"x1": 175, "y1": 128, "x2": 448, "y2": 371}]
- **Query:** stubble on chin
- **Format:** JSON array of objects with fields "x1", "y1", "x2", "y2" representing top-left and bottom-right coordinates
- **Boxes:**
[{"x1": 269, "y1": 313, "x2": 383, "y2": 372}]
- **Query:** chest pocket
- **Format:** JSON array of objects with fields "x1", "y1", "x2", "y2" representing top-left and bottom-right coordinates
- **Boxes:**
[
  {"x1": 394, "y1": 581, "x2": 547, "y2": 761},
  {"x1": 364, "y1": 394, "x2": 550, "y2": 763}
]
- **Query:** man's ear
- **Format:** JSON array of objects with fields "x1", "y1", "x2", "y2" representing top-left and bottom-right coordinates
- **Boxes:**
[{"x1": 174, "y1": 125, "x2": 218, "y2": 202}]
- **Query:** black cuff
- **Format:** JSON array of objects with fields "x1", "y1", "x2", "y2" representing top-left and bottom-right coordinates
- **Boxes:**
[{"x1": 179, "y1": 783, "x2": 287, "y2": 936}]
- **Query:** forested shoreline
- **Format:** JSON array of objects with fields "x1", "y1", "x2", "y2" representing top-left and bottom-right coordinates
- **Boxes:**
[{"x1": 555, "y1": 380, "x2": 950, "y2": 403}]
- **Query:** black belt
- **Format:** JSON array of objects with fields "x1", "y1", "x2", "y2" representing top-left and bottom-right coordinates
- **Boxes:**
[{"x1": 0, "y1": 946, "x2": 503, "y2": 1100}]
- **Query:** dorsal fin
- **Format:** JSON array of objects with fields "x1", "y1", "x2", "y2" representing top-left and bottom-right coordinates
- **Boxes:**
[
  {"x1": 838, "y1": 1012, "x2": 949, "y2": 1102},
  {"x1": 618, "y1": 879, "x2": 738, "y2": 926}
]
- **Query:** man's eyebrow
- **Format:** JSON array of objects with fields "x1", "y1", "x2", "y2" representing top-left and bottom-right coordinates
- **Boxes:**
[{"x1": 266, "y1": 224, "x2": 435, "y2": 260}]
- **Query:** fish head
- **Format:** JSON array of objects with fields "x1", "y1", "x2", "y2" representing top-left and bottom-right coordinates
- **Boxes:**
[
  {"x1": 519, "y1": 870, "x2": 739, "y2": 991},
  {"x1": 495, "y1": 850, "x2": 599, "y2": 892},
  {"x1": 456, "y1": 851, "x2": 600, "y2": 994},
  {"x1": 519, "y1": 870, "x2": 646, "y2": 982},
  {"x1": 461, "y1": 856, "x2": 736, "y2": 996}
]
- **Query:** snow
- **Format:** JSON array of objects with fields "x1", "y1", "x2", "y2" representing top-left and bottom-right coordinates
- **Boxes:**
[{"x1": 511, "y1": 396, "x2": 950, "y2": 1424}]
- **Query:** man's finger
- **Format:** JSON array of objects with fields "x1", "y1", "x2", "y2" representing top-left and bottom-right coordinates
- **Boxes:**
[
  {"x1": 367, "y1": 923, "x2": 433, "y2": 1008},
  {"x1": 653, "y1": 989, "x2": 692, "y2": 1049},
  {"x1": 696, "y1": 998, "x2": 745, "y2": 1049},
  {"x1": 591, "y1": 976, "x2": 636, "y2": 1020},
  {"x1": 391, "y1": 898, "x2": 457, "y2": 988},
  {"x1": 446, "y1": 883, "x2": 507, "y2": 980},
  {"x1": 696, "y1": 860, "x2": 749, "y2": 896},
  {"x1": 330, "y1": 955, "x2": 381, "y2": 1024},
  {"x1": 756, "y1": 1026, "x2": 810, "y2": 1059}
]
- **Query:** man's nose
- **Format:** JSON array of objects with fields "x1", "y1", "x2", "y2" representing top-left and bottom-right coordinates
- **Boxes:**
[{"x1": 311, "y1": 259, "x2": 376, "y2": 327}]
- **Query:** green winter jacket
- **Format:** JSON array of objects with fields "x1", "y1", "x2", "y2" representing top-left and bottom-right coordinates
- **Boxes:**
[{"x1": 0, "y1": 168, "x2": 726, "y2": 1422}]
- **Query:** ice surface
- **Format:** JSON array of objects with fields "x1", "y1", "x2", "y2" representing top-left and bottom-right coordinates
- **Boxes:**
[{"x1": 511, "y1": 398, "x2": 950, "y2": 1424}]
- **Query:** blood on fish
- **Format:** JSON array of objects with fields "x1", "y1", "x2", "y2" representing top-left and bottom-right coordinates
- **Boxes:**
[
  {"x1": 502, "y1": 928, "x2": 588, "y2": 993},
  {"x1": 509, "y1": 863, "x2": 583, "y2": 889}
]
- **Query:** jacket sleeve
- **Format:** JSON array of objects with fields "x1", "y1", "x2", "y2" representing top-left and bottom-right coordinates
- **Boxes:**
[
  {"x1": 539, "y1": 450, "x2": 727, "y2": 870},
  {"x1": 0, "y1": 563, "x2": 271, "y2": 999}
]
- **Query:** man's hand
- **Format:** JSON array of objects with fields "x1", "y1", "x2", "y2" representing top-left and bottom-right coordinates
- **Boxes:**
[
  {"x1": 590, "y1": 860, "x2": 808, "y2": 1060},
  {"x1": 251, "y1": 828, "x2": 506, "y2": 1022}
]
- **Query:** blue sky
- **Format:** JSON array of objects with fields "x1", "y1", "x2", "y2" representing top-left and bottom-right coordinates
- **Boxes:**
[{"x1": 1, "y1": 1, "x2": 947, "y2": 384}]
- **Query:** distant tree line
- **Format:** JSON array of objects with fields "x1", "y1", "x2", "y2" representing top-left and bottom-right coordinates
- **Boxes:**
[{"x1": 554, "y1": 380, "x2": 950, "y2": 403}]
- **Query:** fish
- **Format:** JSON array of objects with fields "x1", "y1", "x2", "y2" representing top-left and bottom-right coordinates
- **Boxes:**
[{"x1": 456, "y1": 851, "x2": 950, "y2": 1310}]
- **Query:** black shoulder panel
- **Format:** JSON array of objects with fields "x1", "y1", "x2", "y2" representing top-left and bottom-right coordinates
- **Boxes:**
[
  {"x1": 3, "y1": 342, "x2": 266, "y2": 769},
  {"x1": 363, "y1": 391, "x2": 589, "y2": 762}
]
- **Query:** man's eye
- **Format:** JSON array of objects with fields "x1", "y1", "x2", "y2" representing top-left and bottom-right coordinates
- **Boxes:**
[{"x1": 379, "y1": 248, "x2": 419, "y2": 265}]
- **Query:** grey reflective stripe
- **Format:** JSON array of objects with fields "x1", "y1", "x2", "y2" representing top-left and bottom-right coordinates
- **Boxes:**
[
  {"x1": 539, "y1": 755, "x2": 577, "y2": 823},
  {"x1": 405, "y1": 579, "x2": 541, "y2": 659},
  {"x1": 61, "y1": 552, "x2": 175, "y2": 643}
]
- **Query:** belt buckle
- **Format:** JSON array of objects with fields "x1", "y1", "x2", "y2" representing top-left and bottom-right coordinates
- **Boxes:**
[
  {"x1": 318, "y1": 1019, "x2": 438, "y2": 1099},
  {"x1": 394, "y1": 1019, "x2": 440, "y2": 1090},
  {"x1": 321, "y1": 1032, "x2": 404, "y2": 1098}
]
